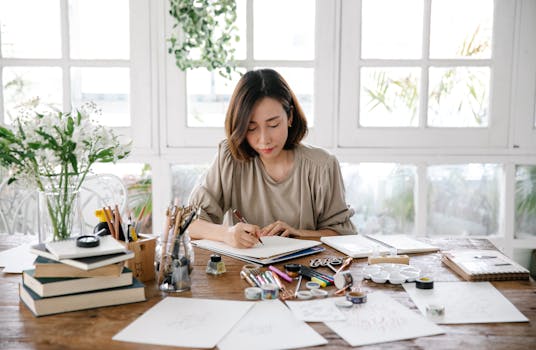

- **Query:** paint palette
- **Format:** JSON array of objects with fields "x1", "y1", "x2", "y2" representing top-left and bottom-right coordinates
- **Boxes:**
[{"x1": 363, "y1": 263, "x2": 421, "y2": 284}]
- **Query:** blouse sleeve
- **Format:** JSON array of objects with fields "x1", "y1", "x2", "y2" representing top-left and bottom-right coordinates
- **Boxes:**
[
  {"x1": 188, "y1": 141, "x2": 233, "y2": 224},
  {"x1": 315, "y1": 155, "x2": 356, "y2": 235}
]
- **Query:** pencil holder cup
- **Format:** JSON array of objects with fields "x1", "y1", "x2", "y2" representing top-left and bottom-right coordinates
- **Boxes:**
[
  {"x1": 156, "y1": 231, "x2": 195, "y2": 292},
  {"x1": 122, "y1": 235, "x2": 156, "y2": 282}
]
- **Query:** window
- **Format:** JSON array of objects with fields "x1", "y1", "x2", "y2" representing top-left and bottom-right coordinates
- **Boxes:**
[{"x1": 339, "y1": 0, "x2": 511, "y2": 148}]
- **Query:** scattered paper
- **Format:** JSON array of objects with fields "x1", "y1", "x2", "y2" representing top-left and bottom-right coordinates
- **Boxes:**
[
  {"x1": 286, "y1": 297, "x2": 347, "y2": 322},
  {"x1": 0, "y1": 244, "x2": 35, "y2": 273},
  {"x1": 218, "y1": 299, "x2": 327, "y2": 350},
  {"x1": 325, "y1": 292, "x2": 444, "y2": 347},
  {"x1": 403, "y1": 281, "x2": 529, "y2": 324},
  {"x1": 113, "y1": 297, "x2": 254, "y2": 348}
]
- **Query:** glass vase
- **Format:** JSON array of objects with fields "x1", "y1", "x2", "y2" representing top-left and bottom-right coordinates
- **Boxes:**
[{"x1": 38, "y1": 187, "x2": 83, "y2": 243}]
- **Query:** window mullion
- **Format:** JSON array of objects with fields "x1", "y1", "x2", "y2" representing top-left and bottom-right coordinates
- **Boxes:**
[{"x1": 60, "y1": 0, "x2": 71, "y2": 110}]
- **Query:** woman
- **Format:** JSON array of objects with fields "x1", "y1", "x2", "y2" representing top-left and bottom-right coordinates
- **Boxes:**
[{"x1": 188, "y1": 69, "x2": 355, "y2": 248}]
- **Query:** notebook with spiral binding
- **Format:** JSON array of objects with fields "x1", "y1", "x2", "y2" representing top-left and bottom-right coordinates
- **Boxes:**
[{"x1": 442, "y1": 249, "x2": 530, "y2": 281}]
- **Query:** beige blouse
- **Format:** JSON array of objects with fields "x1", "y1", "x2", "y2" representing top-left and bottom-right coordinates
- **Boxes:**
[{"x1": 189, "y1": 140, "x2": 356, "y2": 235}]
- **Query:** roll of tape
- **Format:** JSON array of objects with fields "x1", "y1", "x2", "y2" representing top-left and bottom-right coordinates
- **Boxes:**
[
  {"x1": 244, "y1": 287, "x2": 262, "y2": 300},
  {"x1": 426, "y1": 303, "x2": 445, "y2": 317},
  {"x1": 306, "y1": 281, "x2": 321, "y2": 290},
  {"x1": 261, "y1": 283, "x2": 279, "y2": 300},
  {"x1": 334, "y1": 271, "x2": 353, "y2": 289},
  {"x1": 416, "y1": 277, "x2": 434, "y2": 289},
  {"x1": 346, "y1": 291, "x2": 367, "y2": 304},
  {"x1": 311, "y1": 288, "x2": 328, "y2": 298},
  {"x1": 296, "y1": 290, "x2": 313, "y2": 300}
]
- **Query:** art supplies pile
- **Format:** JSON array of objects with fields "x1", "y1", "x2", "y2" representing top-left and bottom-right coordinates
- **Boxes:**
[
  {"x1": 192, "y1": 235, "x2": 324, "y2": 265},
  {"x1": 21, "y1": 236, "x2": 145, "y2": 316},
  {"x1": 156, "y1": 204, "x2": 198, "y2": 292},
  {"x1": 441, "y1": 249, "x2": 530, "y2": 281}
]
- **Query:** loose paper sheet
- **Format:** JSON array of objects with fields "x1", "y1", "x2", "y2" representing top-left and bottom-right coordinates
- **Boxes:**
[
  {"x1": 192, "y1": 236, "x2": 320, "y2": 259},
  {"x1": 325, "y1": 292, "x2": 444, "y2": 347},
  {"x1": 113, "y1": 297, "x2": 254, "y2": 348},
  {"x1": 218, "y1": 299, "x2": 327, "y2": 350},
  {"x1": 0, "y1": 244, "x2": 34, "y2": 273},
  {"x1": 403, "y1": 281, "x2": 529, "y2": 324},
  {"x1": 286, "y1": 298, "x2": 347, "y2": 322}
]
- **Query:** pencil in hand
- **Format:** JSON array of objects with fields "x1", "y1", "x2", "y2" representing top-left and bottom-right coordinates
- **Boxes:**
[{"x1": 232, "y1": 209, "x2": 263, "y2": 246}]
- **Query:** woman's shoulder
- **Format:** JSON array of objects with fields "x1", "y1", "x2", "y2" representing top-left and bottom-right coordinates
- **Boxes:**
[{"x1": 297, "y1": 143, "x2": 337, "y2": 166}]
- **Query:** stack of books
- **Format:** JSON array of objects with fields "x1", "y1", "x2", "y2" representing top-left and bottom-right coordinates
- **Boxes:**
[{"x1": 19, "y1": 236, "x2": 146, "y2": 317}]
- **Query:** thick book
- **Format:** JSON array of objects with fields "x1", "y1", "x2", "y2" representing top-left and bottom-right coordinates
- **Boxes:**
[
  {"x1": 19, "y1": 278, "x2": 146, "y2": 317},
  {"x1": 192, "y1": 236, "x2": 323, "y2": 265},
  {"x1": 33, "y1": 256, "x2": 124, "y2": 278},
  {"x1": 321, "y1": 234, "x2": 439, "y2": 258},
  {"x1": 30, "y1": 244, "x2": 134, "y2": 271},
  {"x1": 23, "y1": 267, "x2": 133, "y2": 297},
  {"x1": 442, "y1": 249, "x2": 530, "y2": 281},
  {"x1": 45, "y1": 236, "x2": 128, "y2": 259}
]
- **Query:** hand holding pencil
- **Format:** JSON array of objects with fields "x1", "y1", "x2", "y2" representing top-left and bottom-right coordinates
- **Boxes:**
[{"x1": 231, "y1": 209, "x2": 264, "y2": 247}]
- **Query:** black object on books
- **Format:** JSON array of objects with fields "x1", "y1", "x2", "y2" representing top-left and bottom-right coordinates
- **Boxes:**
[
  {"x1": 23, "y1": 267, "x2": 133, "y2": 297},
  {"x1": 30, "y1": 243, "x2": 134, "y2": 271},
  {"x1": 32, "y1": 256, "x2": 124, "y2": 278},
  {"x1": 19, "y1": 278, "x2": 146, "y2": 317}
]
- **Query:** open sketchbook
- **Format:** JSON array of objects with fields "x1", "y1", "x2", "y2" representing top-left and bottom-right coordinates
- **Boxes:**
[
  {"x1": 321, "y1": 234, "x2": 439, "y2": 258},
  {"x1": 192, "y1": 236, "x2": 323, "y2": 265}
]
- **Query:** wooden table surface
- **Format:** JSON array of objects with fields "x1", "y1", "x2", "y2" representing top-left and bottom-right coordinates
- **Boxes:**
[{"x1": 0, "y1": 235, "x2": 535, "y2": 350}]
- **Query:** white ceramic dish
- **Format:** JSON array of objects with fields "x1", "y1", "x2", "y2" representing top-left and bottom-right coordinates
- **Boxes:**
[{"x1": 363, "y1": 263, "x2": 421, "y2": 284}]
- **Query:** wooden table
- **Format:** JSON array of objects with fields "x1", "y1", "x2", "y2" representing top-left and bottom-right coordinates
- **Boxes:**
[{"x1": 1, "y1": 235, "x2": 535, "y2": 350}]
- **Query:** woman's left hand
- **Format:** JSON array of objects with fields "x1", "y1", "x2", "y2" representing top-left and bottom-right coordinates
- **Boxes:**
[{"x1": 260, "y1": 220, "x2": 300, "y2": 237}]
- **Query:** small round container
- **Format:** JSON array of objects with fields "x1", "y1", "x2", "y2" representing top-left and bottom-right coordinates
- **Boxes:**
[
  {"x1": 371, "y1": 271, "x2": 389, "y2": 283},
  {"x1": 335, "y1": 299, "x2": 354, "y2": 308},
  {"x1": 305, "y1": 281, "x2": 321, "y2": 290},
  {"x1": 261, "y1": 283, "x2": 279, "y2": 300},
  {"x1": 388, "y1": 272, "x2": 405, "y2": 284},
  {"x1": 346, "y1": 291, "x2": 368, "y2": 304},
  {"x1": 284, "y1": 263, "x2": 301, "y2": 278},
  {"x1": 244, "y1": 287, "x2": 262, "y2": 300},
  {"x1": 416, "y1": 276, "x2": 434, "y2": 289},
  {"x1": 311, "y1": 289, "x2": 328, "y2": 298},
  {"x1": 296, "y1": 290, "x2": 313, "y2": 300}
]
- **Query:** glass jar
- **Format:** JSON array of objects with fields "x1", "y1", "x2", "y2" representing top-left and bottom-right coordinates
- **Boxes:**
[
  {"x1": 206, "y1": 254, "x2": 226, "y2": 275},
  {"x1": 156, "y1": 230, "x2": 195, "y2": 292}
]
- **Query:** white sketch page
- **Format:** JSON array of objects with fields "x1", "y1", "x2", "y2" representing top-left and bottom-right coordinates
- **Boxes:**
[
  {"x1": 325, "y1": 292, "x2": 444, "y2": 347},
  {"x1": 403, "y1": 281, "x2": 529, "y2": 324},
  {"x1": 112, "y1": 297, "x2": 254, "y2": 348},
  {"x1": 0, "y1": 244, "x2": 34, "y2": 273},
  {"x1": 218, "y1": 299, "x2": 328, "y2": 350},
  {"x1": 192, "y1": 236, "x2": 320, "y2": 259},
  {"x1": 286, "y1": 298, "x2": 346, "y2": 322}
]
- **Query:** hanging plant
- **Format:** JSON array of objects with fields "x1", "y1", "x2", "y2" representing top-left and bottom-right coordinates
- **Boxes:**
[{"x1": 167, "y1": 0, "x2": 240, "y2": 79}]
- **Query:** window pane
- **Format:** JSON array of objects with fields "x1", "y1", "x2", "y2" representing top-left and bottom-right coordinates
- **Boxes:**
[
  {"x1": 234, "y1": 0, "x2": 247, "y2": 60},
  {"x1": 360, "y1": 67, "x2": 420, "y2": 127},
  {"x1": 342, "y1": 163, "x2": 416, "y2": 235},
  {"x1": 269, "y1": 67, "x2": 314, "y2": 126},
  {"x1": 254, "y1": 0, "x2": 314, "y2": 60},
  {"x1": 69, "y1": 0, "x2": 129, "y2": 59},
  {"x1": 71, "y1": 67, "x2": 130, "y2": 127},
  {"x1": 2, "y1": 67, "x2": 62, "y2": 123},
  {"x1": 0, "y1": 0, "x2": 61, "y2": 58},
  {"x1": 186, "y1": 68, "x2": 244, "y2": 127},
  {"x1": 428, "y1": 67, "x2": 490, "y2": 127},
  {"x1": 361, "y1": 0, "x2": 423, "y2": 59},
  {"x1": 430, "y1": 0, "x2": 493, "y2": 59},
  {"x1": 427, "y1": 164, "x2": 500, "y2": 236},
  {"x1": 515, "y1": 165, "x2": 536, "y2": 238}
]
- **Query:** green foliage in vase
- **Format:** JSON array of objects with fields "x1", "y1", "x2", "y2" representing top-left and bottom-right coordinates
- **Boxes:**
[
  {"x1": 0, "y1": 101, "x2": 131, "y2": 240},
  {"x1": 167, "y1": 0, "x2": 240, "y2": 79}
]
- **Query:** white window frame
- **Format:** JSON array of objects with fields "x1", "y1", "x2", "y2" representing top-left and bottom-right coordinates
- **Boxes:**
[{"x1": 338, "y1": 0, "x2": 514, "y2": 149}]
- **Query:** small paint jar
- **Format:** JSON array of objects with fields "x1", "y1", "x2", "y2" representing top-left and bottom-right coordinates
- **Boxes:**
[
  {"x1": 261, "y1": 283, "x2": 279, "y2": 300},
  {"x1": 284, "y1": 263, "x2": 301, "y2": 278},
  {"x1": 206, "y1": 254, "x2": 226, "y2": 275},
  {"x1": 346, "y1": 291, "x2": 367, "y2": 304}
]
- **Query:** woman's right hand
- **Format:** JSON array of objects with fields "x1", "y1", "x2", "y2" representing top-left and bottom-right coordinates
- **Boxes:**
[{"x1": 224, "y1": 222, "x2": 261, "y2": 248}]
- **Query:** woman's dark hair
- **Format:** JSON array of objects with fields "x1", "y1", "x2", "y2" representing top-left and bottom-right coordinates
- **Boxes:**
[{"x1": 225, "y1": 68, "x2": 308, "y2": 161}]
